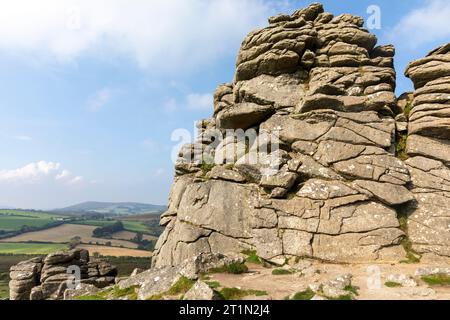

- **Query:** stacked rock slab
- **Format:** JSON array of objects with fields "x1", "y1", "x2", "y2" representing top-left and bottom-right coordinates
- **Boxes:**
[
  {"x1": 153, "y1": 3, "x2": 415, "y2": 267},
  {"x1": 404, "y1": 44, "x2": 450, "y2": 258},
  {"x1": 9, "y1": 249, "x2": 117, "y2": 300}
]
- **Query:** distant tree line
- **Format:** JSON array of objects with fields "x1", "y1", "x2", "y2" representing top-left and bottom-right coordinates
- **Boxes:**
[{"x1": 92, "y1": 221, "x2": 124, "y2": 238}]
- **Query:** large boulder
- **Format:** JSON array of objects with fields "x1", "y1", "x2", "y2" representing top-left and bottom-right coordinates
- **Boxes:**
[
  {"x1": 154, "y1": 4, "x2": 450, "y2": 268},
  {"x1": 9, "y1": 249, "x2": 117, "y2": 300}
]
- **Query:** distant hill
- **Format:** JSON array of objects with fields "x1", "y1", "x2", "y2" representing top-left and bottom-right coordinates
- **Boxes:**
[
  {"x1": 0, "y1": 205, "x2": 15, "y2": 210},
  {"x1": 53, "y1": 202, "x2": 166, "y2": 216}
]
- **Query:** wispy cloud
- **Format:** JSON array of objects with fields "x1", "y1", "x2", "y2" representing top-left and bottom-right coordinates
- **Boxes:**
[
  {"x1": 87, "y1": 87, "x2": 113, "y2": 112},
  {"x1": 0, "y1": 0, "x2": 289, "y2": 72},
  {"x1": 186, "y1": 93, "x2": 213, "y2": 111},
  {"x1": 391, "y1": 0, "x2": 450, "y2": 48},
  {"x1": 13, "y1": 135, "x2": 32, "y2": 141},
  {"x1": 0, "y1": 161, "x2": 84, "y2": 186}
]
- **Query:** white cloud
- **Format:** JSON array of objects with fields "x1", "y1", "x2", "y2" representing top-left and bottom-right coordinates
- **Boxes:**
[
  {"x1": 55, "y1": 170, "x2": 71, "y2": 180},
  {"x1": 0, "y1": 161, "x2": 84, "y2": 186},
  {"x1": 391, "y1": 0, "x2": 450, "y2": 48},
  {"x1": 0, "y1": 0, "x2": 290, "y2": 71},
  {"x1": 68, "y1": 176, "x2": 84, "y2": 185},
  {"x1": 87, "y1": 87, "x2": 112, "y2": 112},
  {"x1": 13, "y1": 135, "x2": 32, "y2": 141},
  {"x1": 0, "y1": 161, "x2": 60, "y2": 183},
  {"x1": 186, "y1": 93, "x2": 213, "y2": 110}
]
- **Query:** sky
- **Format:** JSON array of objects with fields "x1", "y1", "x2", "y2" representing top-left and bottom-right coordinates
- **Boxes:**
[{"x1": 0, "y1": 0, "x2": 449, "y2": 209}]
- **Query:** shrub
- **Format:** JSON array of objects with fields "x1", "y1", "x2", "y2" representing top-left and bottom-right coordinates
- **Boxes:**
[
  {"x1": 241, "y1": 250, "x2": 262, "y2": 265},
  {"x1": 421, "y1": 274, "x2": 450, "y2": 286},
  {"x1": 272, "y1": 269, "x2": 293, "y2": 276},
  {"x1": 291, "y1": 288, "x2": 315, "y2": 300},
  {"x1": 385, "y1": 281, "x2": 402, "y2": 288},
  {"x1": 210, "y1": 262, "x2": 248, "y2": 275}
]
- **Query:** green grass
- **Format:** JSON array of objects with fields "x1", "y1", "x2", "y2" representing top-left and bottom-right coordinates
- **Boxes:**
[
  {"x1": 145, "y1": 276, "x2": 195, "y2": 300},
  {"x1": 167, "y1": 277, "x2": 195, "y2": 296},
  {"x1": 291, "y1": 288, "x2": 315, "y2": 300},
  {"x1": 241, "y1": 250, "x2": 263, "y2": 265},
  {"x1": 0, "y1": 210, "x2": 64, "y2": 219},
  {"x1": 0, "y1": 243, "x2": 67, "y2": 255},
  {"x1": 398, "y1": 215, "x2": 421, "y2": 264},
  {"x1": 0, "y1": 273, "x2": 9, "y2": 300},
  {"x1": 0, "y1": 210, "x2": 65, "y2": 233},
  {"x1": 111, "y1": 286, "x2": 139, "y2": 300},
  {"x1": 404, "y1": 102, "x2": 413, "y2": 118},
  {"x1": 272, "y1": 268, "x2": 293, "y2": 276},
  {"x1": 421, "y1": 274, "x2": 450, "y2": 286},
  {"x1": 396, "y1": 134, "x2": 409, "y2": 161},
  {"x1": 205, "y1": 281, "x2": 221, "y2": 289},
  {"x1": 122, "y1": 221, "x2": 151, "y2": 234},
  {"x1": 77, "y1": 286, "x2": 139, "y2": 300},
  {"x1": 344, "y1": 285, "x2": 359, "y2": 296},
  {"x1": 385, "y1": 281, "x2": 403, "y2": 288},
  {"x1": 209, "y1": 262, "x2": 248, "y2": 275},
  {"x1": 218, "y1": 287, "x2": 268, "y2": 300},
  {"x1": 200, "y1": 163, "x2": 215, "y2": 176}
]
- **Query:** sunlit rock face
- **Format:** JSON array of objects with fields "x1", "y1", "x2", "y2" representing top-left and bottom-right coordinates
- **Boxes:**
[{"x1": 153, "y1": 3, "x2": 450, "y2": 267}]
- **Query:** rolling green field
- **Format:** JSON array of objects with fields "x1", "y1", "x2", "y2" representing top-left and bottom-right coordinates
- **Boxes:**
[
  {"x1": 122, "y1": 221, "x2": 152, "y2": 234},
  {"x1": 73, "y1": 219, "x2": 152, "y2": 234},
  {"x1": 0, "y1": 276, "x2": 8, "y2": 300},
  {"x1": 0, "y1": 243, "x2": 67, "y2": 255},
  {"x1": 0, "y1": 210, "x2": 65, "y2": 232}
]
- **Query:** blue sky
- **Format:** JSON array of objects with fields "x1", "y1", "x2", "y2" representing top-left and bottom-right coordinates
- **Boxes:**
[{"x1": 0, "y1": 0, "x2": 449, "y2": 209}]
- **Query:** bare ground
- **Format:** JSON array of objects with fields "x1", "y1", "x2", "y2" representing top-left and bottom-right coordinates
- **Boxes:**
[{"x1": 209, "y1": 260, "x2": 450, "y2": 300}]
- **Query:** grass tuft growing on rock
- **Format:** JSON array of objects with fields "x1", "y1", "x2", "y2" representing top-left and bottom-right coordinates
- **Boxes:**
[
  {"x1": 344, "y1": 285, "x2": 359, "y2": 296},
  {"x1": 76, "y1": 285, "x2": 139, "y2": 301},
  {"x1": 205, "y1": 281, "x2": 221, "y2": 289},
  {"x1": 272, "y1": 268, "x2": 293, "y2": 276},
  {"x1": 421, "y1": 274, "x2": 450, "y2": 286},
  {"x1": 241, "y1": 250, "x2": 263, "y2": 265},
  {"x1": 385, "y1": 281, "x2": 403, "y2": 288},
  {"x1": 76, "y1": 289, "x2": 112, "y2": 301},
  {"x1": 111, "y1": 286, "x2": 139, "y2": 300},
  {"x1": 398, "y1": 213, "x2": 422, "y2": 264},
  {"x1": 404, "y1": 102, "x2": 413, "y2": 118},
  {"x1": 167, "y1": 276, "x2": 196, "y2": 296},
  {"x1": 396, "y1": 134, "x2": 409, "y2": 161},
  {"x1": 290, "y1": 288, "x2": 315, "y2": 300},
  {"x1": 200, "y1": 163, "x2": 215, "y2": 175},
  {"x1": 218, "y1": 287, "x2": 268, "y2": 300}
]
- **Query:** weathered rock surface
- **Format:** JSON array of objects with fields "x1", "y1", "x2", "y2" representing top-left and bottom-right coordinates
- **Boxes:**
[
  {"x1": 405, "y1": 44, "x2": 450, "y2": 258},
  {"x1": 153, "y1": 3, "x2": 450, "y2": 269},
  {"x1": 9, "y1": 249, "x2": 117, "y2": 300},
  {"x1": 183, "y1": 281, "x2": 221, "y2": 300}
]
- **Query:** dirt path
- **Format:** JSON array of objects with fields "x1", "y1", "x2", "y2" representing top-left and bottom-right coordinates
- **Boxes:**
[{"x1": 209, "y1": 261, "x2": 450, "y2": 300}]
